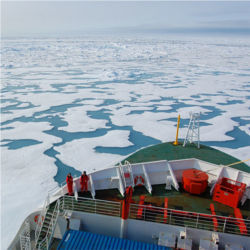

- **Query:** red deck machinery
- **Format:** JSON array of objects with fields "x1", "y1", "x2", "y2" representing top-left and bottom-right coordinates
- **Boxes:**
[
  {"x1": 212, "y1": 177, "x2": 246, "y2": 208},
  {"x1": 182, "y1": 169, "x2": 208, "y2": 195}
]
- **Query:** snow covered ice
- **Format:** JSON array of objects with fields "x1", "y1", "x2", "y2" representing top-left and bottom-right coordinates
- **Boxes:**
[{"x1": 1, "y1": 36, "x2": 250, "y2": 249}]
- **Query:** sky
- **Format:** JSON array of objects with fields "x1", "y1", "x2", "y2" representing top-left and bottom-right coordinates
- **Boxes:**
[{"x1": 2, "y1": 1, "x2": 250, "y2": 37}]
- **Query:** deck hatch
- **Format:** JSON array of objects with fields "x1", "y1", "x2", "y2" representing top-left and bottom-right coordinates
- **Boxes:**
[{"x1": 57, "y1": 229, "x2": 170, "y2": 250}]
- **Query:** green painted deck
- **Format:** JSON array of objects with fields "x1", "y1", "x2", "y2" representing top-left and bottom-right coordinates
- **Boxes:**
[
  {"x1": 122, "y1": 142, "x2": 250, "y2": 173},
  {"x1": 90, "y1": 184, "x2": 250, "y2": 218},
  {"x1": 120, "y1": 142, "x2": 250, "y2": 217}
]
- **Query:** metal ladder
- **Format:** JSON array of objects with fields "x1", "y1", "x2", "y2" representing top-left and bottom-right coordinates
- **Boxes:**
[
  {"x1": 36, "y1": 199, "x2": 61, "y2": 250},
  {"x1": 119, "y1": 161, "x2": 134, "y2": 188}
]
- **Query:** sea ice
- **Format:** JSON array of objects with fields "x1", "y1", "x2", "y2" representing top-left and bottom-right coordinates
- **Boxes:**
[
  {"x1": 1, "y1": 137, "x2": 59, "y2": 249},
  {"x1": 59, "y1": 106, "x2": 108, "y2": 133},
  {"x1": 215, "y1": 146, "x2": 250, "y2": 166},
  {"x1": 1, "y1": 36, "x2": 250, "y2": 250},
  {"x1": 54, "y1": 130, "x2": 133, "y2": 172}
]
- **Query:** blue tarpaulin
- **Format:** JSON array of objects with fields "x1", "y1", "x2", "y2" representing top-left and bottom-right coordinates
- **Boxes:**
[{"x1": 57, "y1": 230, "x2": 170, "y2": 250}]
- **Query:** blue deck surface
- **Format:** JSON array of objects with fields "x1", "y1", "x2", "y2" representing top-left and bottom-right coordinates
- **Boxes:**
[{"x1": 57, "y1": 230, "x2": 170, "y2": 250}]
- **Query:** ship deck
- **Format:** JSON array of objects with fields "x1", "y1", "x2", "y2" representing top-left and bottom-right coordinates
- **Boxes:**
[
  {"x1": 80, "y1": 142, "x2": 250, "y2": 218},
  {"x1": 79, "y1": 184, "x2": 250, "y2": 219},
  {"x1": 39, "y1": 142, "x2": 250, "y2": 249},
  {"x1": 100, "y1": 142, "x2": 249, "y2": 214},
  {"x1": 122, "y1": 141, "x2": 250, "y2": 173}
]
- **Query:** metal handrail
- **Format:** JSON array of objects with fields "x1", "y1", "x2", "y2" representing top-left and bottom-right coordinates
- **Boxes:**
[
  {"x1": 35, "y1": 195, "x2": 50, "y2": 244},
  {"x1": 61, "y1": 195, "x2": 121, "y2": 217},
  {"x1": 119, "y1": 162, "x2": 126, "y2": 187},
  {"x1": 129, "y1": 203, "x2": 250, "y2": 237},
  {"x1": 38, "y1": 199, "x2": 60, "y2": 250},
  {"x1": 125, "y1": 161, "x2": 134, "y2": 187},
  {"x1": 35, "y1": 192, "x2": 250, "y2": 250},
  {"x1": 20, "y1": 220, "x2": 31, "y2": 250}
]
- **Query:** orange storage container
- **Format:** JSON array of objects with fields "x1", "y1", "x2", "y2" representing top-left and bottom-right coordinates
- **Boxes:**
[
  {"x1": 212, "y1": 177, "x2": 246, "y2": 208},
  {"x1": 182, "y1": 169, "x2": 208, "y2": 195}
]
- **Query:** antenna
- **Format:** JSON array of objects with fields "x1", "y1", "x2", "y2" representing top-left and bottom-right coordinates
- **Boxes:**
[{"x1": 183, "y1": 112, "x2": 201, "y2": 149}]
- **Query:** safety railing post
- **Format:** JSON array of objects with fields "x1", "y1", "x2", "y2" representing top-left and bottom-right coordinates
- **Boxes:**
[
  {"x1": 196, "y1": 214, "x2": 199, "y2": 228},
  {"x1": 46, "y1": 237, "x2": 48, "y2": 250},
  {"x1": 223, "y1": 218, "x2": 227, "y2": 233},
  {"x1": 95, "y1": 199, "x2": 97, "y2": 214},
  {"x1": 169, "y1": 210, "x2": 172, "y2": 224}
]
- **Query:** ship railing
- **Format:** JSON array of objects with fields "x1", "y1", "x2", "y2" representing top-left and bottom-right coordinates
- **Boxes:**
[
  {"x1": 46, "y1": 174, "x2": 78, "y2": 200},
  {"x1": 61, "y1": 195, "x2": 121, "y2": 217},
  {"x1": 35, "y1": 180, "x2": 68, "y2": 245},
  {"x1": 37, "y1": 199, "x2": 61, "y2": 250},
  {"x1": 129, "y1": 203, "x2": 250, "y2": 237},
  {"x1": 119, "y1": 161, "x2": 134, "y2": 188},
  {"x1": 34, "y1": 194, "x2": 50, "y2": 245},
  {"x1": 125, "y1": 160, "x2": 135, "y2": 188},
  {"x1": 19, "y1": 220, "x2": 31, "y2": 250},
  {"x1": 119, "y1": 162, "x2": 126, "y2": 187}
]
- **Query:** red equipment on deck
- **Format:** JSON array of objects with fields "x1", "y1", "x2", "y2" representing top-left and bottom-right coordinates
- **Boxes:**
[
  {"x1": 122, "y1": 186, "x2": 133, "y2": 220},
  {"x1": 212, "y1": 177, "x2": 246, "y2": 208},
  {"x1": 164, "y1": 198, "x2": 168, "y2": 223},
  {"x1": 137, "y1": 195, "x2": 145, "y2": 219},
  {"x1": 182, "y1": 169, "x2": 208, "y2": 195},
  {"x1": 234, "y1": 208, "x2": 248, "y2": 235},
  {"x1": 210, "y1": 203, "x2": 218, "y2": 231}
]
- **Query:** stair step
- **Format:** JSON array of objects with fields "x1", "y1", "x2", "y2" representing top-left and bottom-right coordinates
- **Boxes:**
[
  {"x1": 43, "y1": 219, "x2": 50, "y2": 224},
  {"x1": 41, "y1": 228, "x2": 52, "y2": 234},
  {"x1": 45, "y1": 216, "x2": 52, "y2": 221},
  {"x1": 43, "y1": 221, "x2": 51, "y2": 227}
]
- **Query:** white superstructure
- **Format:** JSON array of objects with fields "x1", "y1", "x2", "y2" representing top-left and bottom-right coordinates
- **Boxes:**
[{"x1": 9, "y1": 158, "x2": 250, "y2": 250}]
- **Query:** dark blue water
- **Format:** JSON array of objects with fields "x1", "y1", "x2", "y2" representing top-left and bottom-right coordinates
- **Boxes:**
[
  {"x1": 204, "y1": 126, "x2": 250, "y2": 149},
  {"x1": 1, "y1": 139, "x2": 42, "y2": 149}
]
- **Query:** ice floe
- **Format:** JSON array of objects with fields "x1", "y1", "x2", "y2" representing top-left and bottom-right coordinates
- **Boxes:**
[
  {"x1": 59, "y1": 106, "x2": 108, "y2": 133},
  {"x1": 1, "y1": 36, "x2": 250, "y2": 249},
  {"x1": 54, "y1": 130, "x2": 133, "y2": 172},
  {"x1": 1, "y1": 130, "x2": 59, "y2": 249}
]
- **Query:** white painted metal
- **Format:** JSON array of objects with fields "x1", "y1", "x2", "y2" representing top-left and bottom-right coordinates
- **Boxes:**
[
  {"x1": 199, "y1": 239, "x2": 218, "y2": 250},
  {"x1": 120, "y1": 219, "x2": 127, "y2": 239},
  {"x1": 89, "y1": 174, "x2": 96, "y2": 199},
  {"x1": 158, "y1": 231, "x2": 176, "y2": 248},
  {"x1": 183, "y1": 112, "x2": 201, "y2": 148},
  {"x1": 36, "y1": 158, "x2": 249, "y2": 203},
  {"x1": 225, "y1": 243, "x2": 244, "y2": 250},
  {"x1": 210, "y1": 166, "x2": 224, "y2": 196},
  {"x1": 119, "y1": 161, "x2": 134, "y2": 188},
  {"x1": 116, "y1": 167, "x2": 125, "y2": 196},
  {"x1": 129, "y1": 202, "x2": 250, "y2": 237},
  {"x1": 38, "y1": 199, "x2": 61, "y2": 250},
  {"x1": 142, "y1": 164, "x2": 152, "y2": 194},
  {"x1": 35, "y1": 194, "x2": 50, "y2": 245},
  {"x1": 45, "y1": 158, "x2": 249, "y2": 207},
  {"x1": 167, "y1": 162, "x2": 179, "y2": 191},
  {"x1": 125, "y1": 160, "x2": 135, "y2": 187},
  {"x1": 165, "y1": 176, "x2": 172, "y2": 190},
  {"x1": 177, "y1": 238, "x2": 192, "y2": 250},
  {"x1": 10, "y1": 157, "x2": 250, "y2": 250},
  {"x1": 53, "y1": 217, "x2": 67, "y2": 240},
  {"x1": 73, "y1": 180, "x2": 78, "y2": 201},
  {"x1": 128, "y1": 219, "x2": 250, "y2": 248},
  {"x1": 241, "y1": 187, "x2": 250, "y2": 206},
  {"x1": 19, "y1": 220, "x2": 31, "y2": 250}
]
